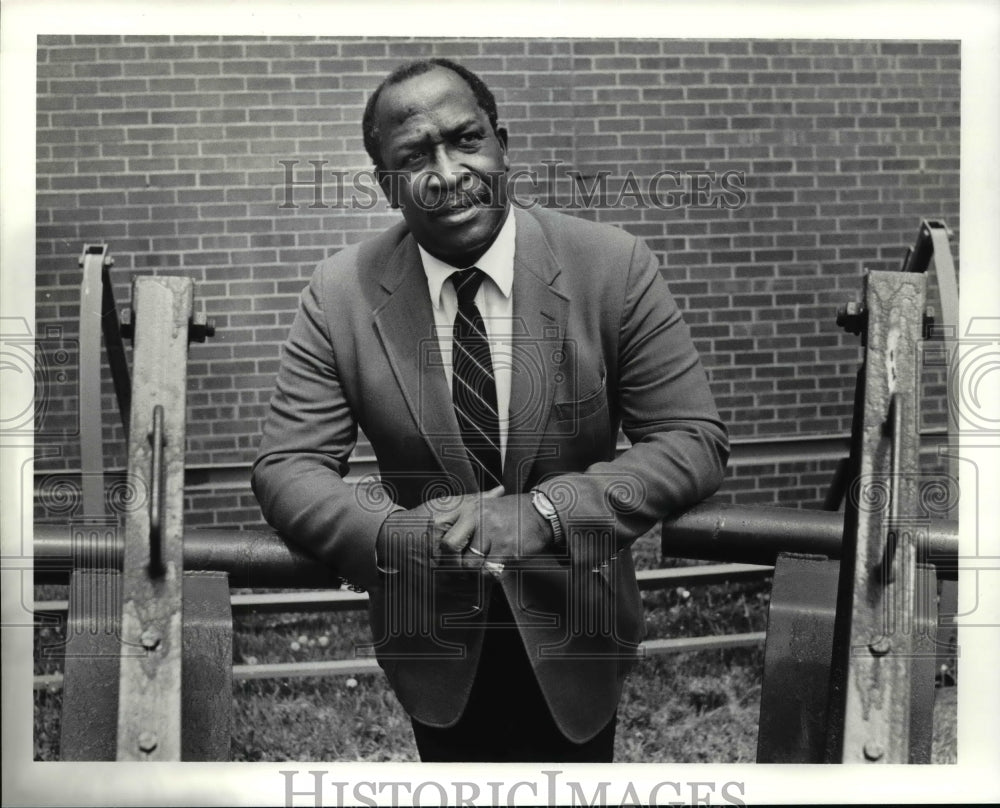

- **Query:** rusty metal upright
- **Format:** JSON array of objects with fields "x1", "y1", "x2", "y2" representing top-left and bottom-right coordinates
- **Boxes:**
[
  {"x1": 114, "y1": 276, "x2": 195, "y2": 761},
  {"x1": 78, "y1": 245, "x2": 111, "y2": 518},
  {"x1": 825, "y1": 268, "x2": 931, "y2": 764}
]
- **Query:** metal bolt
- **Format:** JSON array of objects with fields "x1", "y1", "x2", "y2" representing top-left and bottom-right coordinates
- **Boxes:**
[
  {"x1": 868, "y1": 636, "x2": 891, "y2": 656},
  {"x1": 120, "y1": 309, "x2": 134, "y2": 340},
  {"x1": 923, "y1": 305, "x2": 936, "y2": 337},
  {"x1": 137, "y1": 731, "x2": 158, "y2": 754},
  {"x1": 140, "y1": 627, "x2": 161, "y2": 651},
  {"x1": 863, "y1": 741, "x2": 885, "y2": 761},
  {"x1": 188, "y1": 311, "x2": 216, "y2": 342},
  {"x1": 836, "y1": 300, "x2": 867, "y2": 335}
]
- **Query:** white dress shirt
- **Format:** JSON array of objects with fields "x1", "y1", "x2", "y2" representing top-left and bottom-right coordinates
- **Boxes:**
[{"x1": 417, "y1": 210, "x2": 516, "y2": 468}]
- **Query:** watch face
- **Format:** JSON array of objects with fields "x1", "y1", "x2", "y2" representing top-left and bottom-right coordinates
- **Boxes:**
[{"x1": 532, "y1": 490, "x2": 553, "y2": 516}]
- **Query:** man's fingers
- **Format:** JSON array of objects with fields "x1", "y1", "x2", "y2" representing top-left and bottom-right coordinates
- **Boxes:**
[
  {"x1": 429, "y1": 487, "x2": 502, "y2": 521},
  {"x1": 428, "y1": 489, "x2": 502, "y2": 565},
  {"x1": 438, "y1": 508, "x2": 476, "y2": 555}
]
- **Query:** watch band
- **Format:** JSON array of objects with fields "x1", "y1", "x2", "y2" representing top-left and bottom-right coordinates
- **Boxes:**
[{"x1": 530, "y1": 488, "x2": 566, "y2": 549}]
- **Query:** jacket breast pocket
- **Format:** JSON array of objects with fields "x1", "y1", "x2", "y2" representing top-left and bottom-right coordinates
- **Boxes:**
[{"x1": 552, "y1": 372, "x2": 607, "y2": 422}]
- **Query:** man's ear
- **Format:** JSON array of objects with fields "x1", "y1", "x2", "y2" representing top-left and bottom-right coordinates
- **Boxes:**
[
  {"x1": 376, "y1": 167, "x2": 401, "y2": 209},
  {"x1": 495, "y1": 125, "x2": 510, "y2": 170}
]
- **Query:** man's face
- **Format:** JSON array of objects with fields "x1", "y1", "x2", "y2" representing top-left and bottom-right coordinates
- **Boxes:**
[{"x1": 374, "y1": 67, "x2": 510, "y2": 268}]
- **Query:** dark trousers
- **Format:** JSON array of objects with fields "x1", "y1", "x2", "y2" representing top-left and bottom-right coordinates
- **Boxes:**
[{"x1": 410, "y1": 591, "x2": 617, "y2": 762}]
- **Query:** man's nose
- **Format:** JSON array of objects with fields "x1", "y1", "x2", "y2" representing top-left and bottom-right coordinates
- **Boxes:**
[{"x1": 426, "y1": 148, "x2": 471, "y2": 191}]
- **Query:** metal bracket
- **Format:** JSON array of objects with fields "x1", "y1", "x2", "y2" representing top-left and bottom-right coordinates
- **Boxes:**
[
  {"x1": 78, "y1": 245, "x2": 112, "y2": 518},
  {"x1": 827, "y1": 269, "x2": 929, "y2": 763},
  {"x1": 115, "y1": 277, "x2": 196, "y2": 761}
]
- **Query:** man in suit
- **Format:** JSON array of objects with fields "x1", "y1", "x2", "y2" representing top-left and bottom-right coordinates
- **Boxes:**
[{"x1": 252, "y1": 58, "x2": 728, "y2": 762}]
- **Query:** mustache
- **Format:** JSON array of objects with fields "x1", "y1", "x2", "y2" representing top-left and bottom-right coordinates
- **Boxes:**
[
  {"x1": 423, "y1": 187, "x2": 504, "y2": 216},
  {"x1": 402, "y1": 173, "x2": 506, "y2": 214}
]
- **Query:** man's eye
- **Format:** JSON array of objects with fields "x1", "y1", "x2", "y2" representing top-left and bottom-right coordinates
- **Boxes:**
[
  {"x1": 401, "y1": 152, "x2": 425, "y2": 167},
  {"x1": 458, "y1": 132, "x2": 483, "y2": 146}
]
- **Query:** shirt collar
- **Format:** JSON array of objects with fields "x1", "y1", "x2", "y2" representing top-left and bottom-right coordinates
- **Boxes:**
[{"x1": 419, "y1": 209, "x2": 516, "y2": 310}]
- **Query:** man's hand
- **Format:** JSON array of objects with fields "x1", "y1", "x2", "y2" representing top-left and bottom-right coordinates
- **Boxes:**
[
  {"x1": 376, "y1": 487, "x2": 504, "y2": 572},
  {"x1": 440, "y1": 492, "x2": 554, "y2": 571}
]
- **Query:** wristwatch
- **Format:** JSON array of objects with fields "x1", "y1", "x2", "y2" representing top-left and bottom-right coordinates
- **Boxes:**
[{"x1": 530, "y1": 489, "x2": 566, "y2": 549}]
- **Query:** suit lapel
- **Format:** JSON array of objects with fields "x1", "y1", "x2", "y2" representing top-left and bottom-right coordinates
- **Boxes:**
[
  {"x1": 371, "y1": 208, "x2": 570, "y2": 496},
  {"x1": 503, "y1": 208, "x2": 569, "y2": 492},
  {"x1": 371, "y1": 235, "x2": 478, "y2": 493}
]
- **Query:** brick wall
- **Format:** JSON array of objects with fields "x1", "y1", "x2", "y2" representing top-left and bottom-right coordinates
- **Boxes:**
[{"x1": 34, "y1": 36, "x2": 960, "y2": 525}]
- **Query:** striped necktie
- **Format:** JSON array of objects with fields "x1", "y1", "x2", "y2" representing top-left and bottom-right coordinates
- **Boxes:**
[{"x1": 450, "y1": 268, "x2": 502, "y2": 490}]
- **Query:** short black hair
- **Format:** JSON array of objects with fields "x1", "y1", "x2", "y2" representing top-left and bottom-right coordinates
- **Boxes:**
[{"x1": 362, "y1": 58, "x2": 499, "y2": 170}]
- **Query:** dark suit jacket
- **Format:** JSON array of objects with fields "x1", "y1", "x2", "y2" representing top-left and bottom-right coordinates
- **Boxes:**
[{"x1": 252, "y1": 205, "x2": 728, "y2": 742}]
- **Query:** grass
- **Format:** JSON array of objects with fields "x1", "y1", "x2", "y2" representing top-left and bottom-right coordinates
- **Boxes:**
[
  {"x1": 32, "y1": 530, "x2": 955, "y2": 763},
  {"x1": 223, "y1": 646, "x2": 766, "y2": 762},
  {"x1": 227, "y1": 530, "x2": 771, "y2": 761}
]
